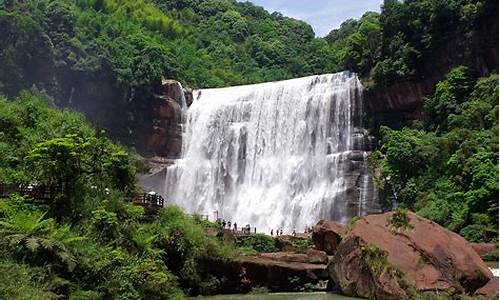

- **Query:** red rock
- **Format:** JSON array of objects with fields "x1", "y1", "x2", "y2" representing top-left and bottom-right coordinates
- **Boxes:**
[
  {"x1": 476, "y1": 277, "x2": 499, "y2": 299},
  {"x1": 161, "y1": 79, "x2": 185, "y2": 106},
  {"x1": 330, "y1": 211, "x2": 493, "y2": 299},
  {"x1": 157, "y1": 99, "x2": 181, "y2": 120},
  {"x1": 471, "y1": 243, "x2": 498, "y2": 259},
  {"x1": 312, "y1": 220, "x2": 346, "y2": 255}
]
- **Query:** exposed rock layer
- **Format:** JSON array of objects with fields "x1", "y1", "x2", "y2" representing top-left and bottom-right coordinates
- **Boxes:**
[
  {"x1": 312, "y1": 220, "x2": 346, "y2": 255},
  {"x1": 326, "y1": 212, "x2": 493, "y2": 299}
]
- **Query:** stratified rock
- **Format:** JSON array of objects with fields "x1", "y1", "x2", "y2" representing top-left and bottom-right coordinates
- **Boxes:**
[
  {"x1": 236, "y1": 252, "x2": 329, "y2": 291},
  {"x1": 312, "y1": 220, "x2": 346, "y2": 255},
  {"x1": 330, "y1": 211, "x2": 493, "y2": 300},
  {"x1": 475, "y1": 277, "x2": 499, "y2": 299}
]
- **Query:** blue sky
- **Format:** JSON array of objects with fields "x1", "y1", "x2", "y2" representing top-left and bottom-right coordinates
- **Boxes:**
[{"x1": 239, "y1": 0, "x2": 383, "y2": 37}]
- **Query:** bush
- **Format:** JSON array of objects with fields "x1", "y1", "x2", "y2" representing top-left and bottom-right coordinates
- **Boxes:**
[
  {"x1": 389, "y1": 208, "x2": 414, "y2": 231},
  {"x1": 237, "y1": 233, "x2": 277, "y2": 253}
]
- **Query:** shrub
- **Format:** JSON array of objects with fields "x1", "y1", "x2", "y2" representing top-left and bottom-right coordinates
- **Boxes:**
[
  {"x1": 237, "y1": 234, "x2": 277, "y2": 253},
  {"x1": 388, "y1": 208, "x2": 414, "y2": 231}
]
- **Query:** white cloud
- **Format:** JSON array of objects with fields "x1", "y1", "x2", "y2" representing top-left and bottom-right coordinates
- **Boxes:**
[{"x1": 238, "y1": 0, "x2": 383, "y2": 36}]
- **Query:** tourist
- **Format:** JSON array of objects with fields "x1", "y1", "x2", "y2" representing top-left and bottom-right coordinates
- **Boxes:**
[
  {"x1": 292, "y1": 230, "x2": 296, "y2": 236},
  {"x1": 222, "y1": 220, "x2": 226, "y2": 228},
  {"x1": 234, "y1": 222, "x2": 237, "y2": 232},
  {"x1": 280, "y1": 229, "x2": 283, "y2": 236},
  {"x1": 270, "y1": 229, "x2": 273, "y2": 236},
  {"x1": 228, "y1": 221, "x2": 231, "y2": 229}
]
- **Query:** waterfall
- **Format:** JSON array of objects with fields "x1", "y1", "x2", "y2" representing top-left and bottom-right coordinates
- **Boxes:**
[{"x1": 165, "y1": 72, "x2": 379, "y2": 232}]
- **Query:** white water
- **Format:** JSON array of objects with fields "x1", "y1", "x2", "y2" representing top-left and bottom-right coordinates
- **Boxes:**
[{"x1": 165, "y1": 72, "x2": 374, "y2": 232}]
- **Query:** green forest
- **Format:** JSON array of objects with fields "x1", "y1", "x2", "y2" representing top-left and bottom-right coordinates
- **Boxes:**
[{"x1": 0, "y1": 0, "x2": 498, "y2": 299}]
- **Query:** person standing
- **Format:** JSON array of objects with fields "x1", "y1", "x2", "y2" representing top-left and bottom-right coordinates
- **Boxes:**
[{"x1": 270, "y1": 229, "x2": 273, "y2": 236}]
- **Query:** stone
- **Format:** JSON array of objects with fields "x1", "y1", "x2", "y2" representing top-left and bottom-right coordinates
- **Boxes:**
[
  {"x1": 161, "y1": 79, "x2": 185, "y2": 107},
  {"x1": 330, "y1": 211, "x2": 493, "y2": 299},
  {"x1": 475, "y1": 277, "x2": 499, "y2": 299},
  {"x1": 236, "y1": 252, "x2": 329, "y2": 291},
  {"x1": 156, "y1": 98, "x2": 182, "y2": 121},
  {"x1": 312, "y1": 220, "x2": 346, "y2": 255},
  {"x1": 275, "y1": 235, "x2": 311, "y2": 252},
  {"x1": 471, "y1": 243, "x2": 498, "y2": 259}
]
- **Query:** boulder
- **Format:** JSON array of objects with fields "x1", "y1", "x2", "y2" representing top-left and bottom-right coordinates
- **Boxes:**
[
  {"x1": 330, "y1": 211, "x2": 493, "y2": 300},
  {"x1": 312, "y1": 220, "x2": 346, "y2": 255},
  {"x1": 160, "y1": 79, "x2": 186, "y2": 107},
  {"x1": 275, "y1": 235, "x2": 310, "y2": 252},
  {"x1": 475, "y1": 277, "x2": 499, "y2": 299}
]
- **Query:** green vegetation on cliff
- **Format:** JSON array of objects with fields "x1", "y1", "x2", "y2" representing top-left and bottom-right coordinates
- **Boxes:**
[{"x1": 372, "y1": 67, "x2": 498, "y2": 242}]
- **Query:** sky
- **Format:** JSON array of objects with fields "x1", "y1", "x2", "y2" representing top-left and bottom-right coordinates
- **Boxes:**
[{"x1": 239, "y1": 0, "x2": 383, "y2": 37}]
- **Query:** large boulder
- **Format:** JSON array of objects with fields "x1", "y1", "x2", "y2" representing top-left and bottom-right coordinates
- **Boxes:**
[
  {"x1": 330, "y1": 211, "x2": 493, "y2": 299},
  {"x1": 312, "y1": 220, "x2": 346, "y2": 255}
]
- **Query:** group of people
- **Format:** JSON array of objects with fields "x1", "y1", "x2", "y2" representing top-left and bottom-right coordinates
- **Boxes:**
[
  {"x1": 216, "y1": 219, "x2": 313, "y2": 237},
  {"x1": 217, "y1": 219, "x2": 256, "y2": 234}
]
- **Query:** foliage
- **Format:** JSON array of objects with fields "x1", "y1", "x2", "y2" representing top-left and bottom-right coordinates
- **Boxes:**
[
  {"x1": 481, "y1": 250, "x2": 498, "y2": 261},
  {"x1": 237, "y1": 233, "x2": 277, "y2": 253},
  {"x1": 293, "y1": 239, "x2": 313, "y2": 253},
  {"x1": 361, "y1": 244, "x2": 391, "y2": 276},
  {"x1": 388, "y1": 208, "x2": 414, "y2": 231},
  {"x1": 374, "y1": 68, "x2": 498, "y2": 242},
  {"x1": 0, "y1": 92, "x2": 236, "y2": 298}
]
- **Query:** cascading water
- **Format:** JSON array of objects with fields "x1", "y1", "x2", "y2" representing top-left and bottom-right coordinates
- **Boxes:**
[{"x1": 165, "y1": 72, "x2": 379, "y2": 232}]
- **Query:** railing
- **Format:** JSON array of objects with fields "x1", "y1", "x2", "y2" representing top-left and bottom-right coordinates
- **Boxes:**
[
  {"x1": 132, "y1": 193, "x2": 165, "y2": 209},
  {"x1": 0, "y1": 183, "x2": 60, "y2": 202}
]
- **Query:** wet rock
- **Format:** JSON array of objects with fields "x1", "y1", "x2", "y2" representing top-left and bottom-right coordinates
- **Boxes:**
[
  {"x1": 330, "y1": 211, "x2": 493, "y2": 299},
  {"x1": 312, "y1": 220, "x2": 346, "y2": 255},
  {"x1": 160, "y1": 79, "x2": 186, "y2": 108}
]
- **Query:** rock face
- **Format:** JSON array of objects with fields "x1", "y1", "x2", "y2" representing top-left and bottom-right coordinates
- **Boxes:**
[
  {"x1": 327, "y1": 212, "x2": 493, "y2": 299},
  {"x1": 365, "y1": 16, "x2": 498, "y2": 121},
  {"x1": 475, "y1": 277, "x2": 499, "y2": 299},
  {"x1": 236, "y1": 251, "x2": 329, "y2": 291},
  {"x1": 143, "y1": 79, "x2": 192, "y2": 158},
  {"x1": 471, "y1": 243, "x2": 498, "y2": 259},
  {"x1": 312, "y1": 220, "x2": 346, "y2": 255}
]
